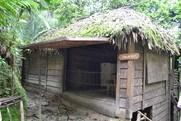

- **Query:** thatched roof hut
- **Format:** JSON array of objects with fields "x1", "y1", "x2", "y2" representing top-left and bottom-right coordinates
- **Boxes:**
[
  {"x1": 32, "y1": 7, "x2": 179, "y2": 55},
  {"x1": 23, "y1": 7, "x2": 180, "y2": 121}
]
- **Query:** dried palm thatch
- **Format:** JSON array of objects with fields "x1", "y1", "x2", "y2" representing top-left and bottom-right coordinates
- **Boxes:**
[{"x1": 34, "y1": 7, "x2": 179, "y2": 55}]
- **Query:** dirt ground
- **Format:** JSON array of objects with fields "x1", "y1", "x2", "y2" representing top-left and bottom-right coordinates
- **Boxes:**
[{"x1": 26, "y1": 90, "x2": 122, "y2": 121}]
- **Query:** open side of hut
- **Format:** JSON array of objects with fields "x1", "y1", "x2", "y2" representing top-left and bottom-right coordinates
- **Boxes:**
[{"x1": 22, "y1": 8, "x2": 179, "y2": 121}]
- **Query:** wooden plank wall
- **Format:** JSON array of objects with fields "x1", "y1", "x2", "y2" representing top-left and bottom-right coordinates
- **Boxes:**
[
  {"x1": 47, "y1": 53, "x2": 64, "y2": 93},
  {"x1": 23, "y1": 50, "x2": 64, "y2": 93},
  {"x1": 132, "y1": 48, "x2": 143, "y2": 112},
  {"x1": 131, "y1": 45, "x2": 169, "y2": 121},
  {"x1": 143, "y1": 52, "x2": 169, "y2": 121}
]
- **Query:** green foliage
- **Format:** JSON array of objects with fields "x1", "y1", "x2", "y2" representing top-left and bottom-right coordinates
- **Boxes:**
[
  {"x1": 134, "y1": 0, "x2": 174, "y2": 27},
  {"x1": 175, "y1": 0, "x2": 181, "y2": 21},
  {"x1": 0, "y1": 32, "x2": 28, "y2": 121},
  {"x1": 0, "y1": 57, "x2": 11, "y2": 97},
  {"x1": 0, "y1": 0, "x2": 40, "y2": 120},
  {"x1": 0, "y1": 0, "x2": 39, "y2": 26},
  {"x1": 54, "y1": 0, "x2": 85, "y2": 26},
  {"x1": 1, "y1": 105, "x2": 20, "y2": 121},
  {"x1": 17, "y1": 11, "x2": 58, "y2": 42}
]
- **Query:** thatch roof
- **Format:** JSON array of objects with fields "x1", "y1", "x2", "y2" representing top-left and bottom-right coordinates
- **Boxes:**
[{"x1": 34, "y1": 7, "x2": 179, "y2": 54}]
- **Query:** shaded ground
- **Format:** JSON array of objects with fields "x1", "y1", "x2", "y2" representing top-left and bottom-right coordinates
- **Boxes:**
[{"x1": 26, "y1": 90, "x2": 121, "y2": 121}]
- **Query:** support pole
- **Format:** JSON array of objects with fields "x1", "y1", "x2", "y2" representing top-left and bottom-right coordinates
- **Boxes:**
[
  {"x1": 0, "y1": 110, "x2": 2, "y2": 121},
  {"x1": 20, "y1": 101, "x2": 24, "y2": 121}
]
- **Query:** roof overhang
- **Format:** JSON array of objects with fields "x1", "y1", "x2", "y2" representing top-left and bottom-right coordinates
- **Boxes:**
[{"x1": 24, "y1": 36, "x2": 111, "y2": 49}]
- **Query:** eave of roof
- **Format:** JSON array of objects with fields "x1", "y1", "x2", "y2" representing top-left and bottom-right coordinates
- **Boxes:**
[{"x1": 24, "y1": 36, "x2": 110, "y2": 49}]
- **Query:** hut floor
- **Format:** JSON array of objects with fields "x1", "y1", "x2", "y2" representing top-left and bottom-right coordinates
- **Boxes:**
[
  {"x1": 66, "y1": 90, "x2": 115, "y2": 103},
  {"x1": 63, "y1": 91, "x2": 117, "y2": 117}
]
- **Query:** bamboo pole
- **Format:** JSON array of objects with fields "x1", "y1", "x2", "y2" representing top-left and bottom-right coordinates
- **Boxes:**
[
  {"x1": 136, "y1": 112, "x2": 141, "y2": 121},
  {"x1": 20, "y1": 101, "x2": 24, "y2": 121},
  {"x1": 7, "y1": 107, "x2": 12, "y2": 121},
  {"x1": 137, "y1": 111, "x2": 152, "y2": 121}
]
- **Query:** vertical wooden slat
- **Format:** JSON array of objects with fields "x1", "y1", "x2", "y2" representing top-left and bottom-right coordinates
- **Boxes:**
[{"x1": 39, "y1": 103, "x2": 42, "y2": 121}]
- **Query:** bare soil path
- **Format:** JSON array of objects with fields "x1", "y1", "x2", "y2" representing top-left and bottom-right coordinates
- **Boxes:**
[{"x1": 26, "y1": 90, "x2": 121, "y2": 121}]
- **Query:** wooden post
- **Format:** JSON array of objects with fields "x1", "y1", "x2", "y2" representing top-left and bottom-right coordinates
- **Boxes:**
[
  {"x1": 116, "y1": 56, "x2": 121, "y2": 112},
  {"x1": 20, "y1": 101, "x2": 24, "y2": 121},
  {"x1": 0, "y1": 110, "x2": 2, "y2": 121},
  {"x1": 63, "y1": 49, "x2": 68, "y2": 91},
  {"x1": 45, "y1": 49, "x2": 48, "y2": 94},
  {"x1": 126, "y1": 41, "x2": 135, "y2": 119},
  {"x1": 38, "y1": 49, "x2": 41, "y2": 88},
  {"x1": 142, "y1": 48, "x2": 146, "y2": 109}
]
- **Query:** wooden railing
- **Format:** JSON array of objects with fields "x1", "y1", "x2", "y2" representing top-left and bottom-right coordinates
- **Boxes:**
[
  {"x1": 0, "y1": 96, "x2": 24, "y2": 121},
  {"x1": 136, "y1": 111, "x2": 152, "y2": 121}
]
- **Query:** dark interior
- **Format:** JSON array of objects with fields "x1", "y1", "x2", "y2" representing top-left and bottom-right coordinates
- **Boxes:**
[{"x1": 65, "y1": 44, "x2": 117, "y2": 98}]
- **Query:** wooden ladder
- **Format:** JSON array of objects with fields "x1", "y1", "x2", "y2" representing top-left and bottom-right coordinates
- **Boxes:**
[{"x1": 136, "y1": 111, "x2": 152, "y2": 121}]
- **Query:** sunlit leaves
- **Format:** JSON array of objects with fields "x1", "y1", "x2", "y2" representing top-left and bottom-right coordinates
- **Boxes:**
[{"x1": 0, "y1": 0, "x2": 39, "y2": 26}]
